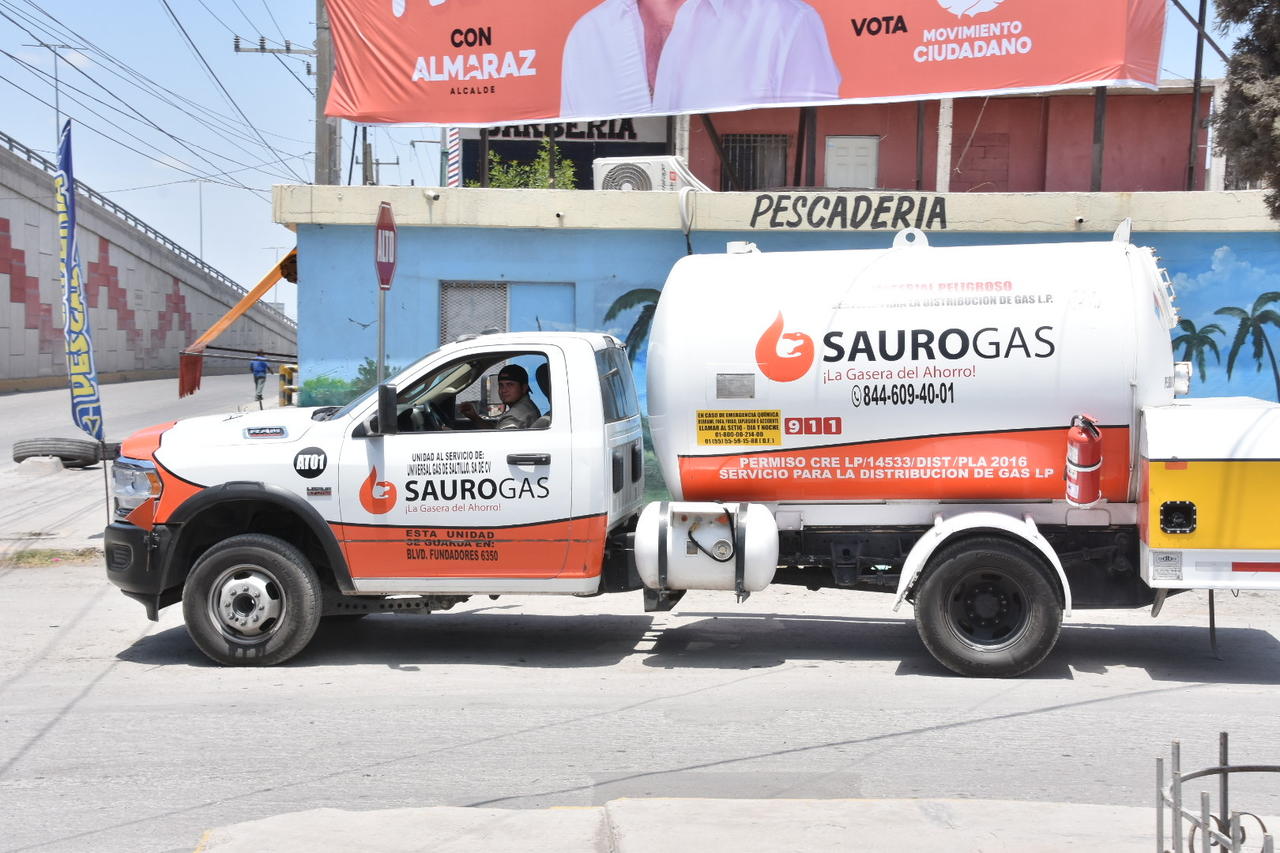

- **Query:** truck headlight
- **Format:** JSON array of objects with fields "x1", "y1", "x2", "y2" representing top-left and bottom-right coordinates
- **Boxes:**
[{"x1": 112, "y1": 457, "x2": 162, "y2": 519}]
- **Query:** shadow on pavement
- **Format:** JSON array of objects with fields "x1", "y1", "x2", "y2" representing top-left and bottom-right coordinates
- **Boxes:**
[
  {"x1": 117, "y1": 612, "x2": 658, "y2": 669},
  {"x1": 116, "y1": 609, "x2": 1280, "y2": 684}
]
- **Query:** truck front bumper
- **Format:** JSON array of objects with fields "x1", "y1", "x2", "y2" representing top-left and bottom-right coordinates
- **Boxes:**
[{"x1": 104, "y1": 522, "x2": 179, "y2": 620}]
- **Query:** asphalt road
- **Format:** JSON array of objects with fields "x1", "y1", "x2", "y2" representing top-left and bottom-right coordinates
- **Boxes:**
[
  {"x1": 2, "y1": 562, "x2": 1278, "y2": 853},
  {"x1": 0, "y1": 372, "x2": 277, "y2": 456},
  {"x1": 0, "y1": 374, "x2": 277, "y2": 557}
]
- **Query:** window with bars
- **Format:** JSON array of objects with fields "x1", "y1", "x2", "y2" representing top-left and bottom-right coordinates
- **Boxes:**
[
  {"x1": 720, "y1": 133, "x2": 790, "y2": 190},
  {"x1": 440, "y1": 282, "x2": 508, "y2": 343}
]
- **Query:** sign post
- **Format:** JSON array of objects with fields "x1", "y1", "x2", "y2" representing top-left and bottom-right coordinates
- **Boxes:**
[{"x1": 374, "y1": 201, "x2": 397, "y2": 386}]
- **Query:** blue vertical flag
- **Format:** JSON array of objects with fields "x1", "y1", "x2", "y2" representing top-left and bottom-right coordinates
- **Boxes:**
[{"x1": 56, "y1": 120, "x2": 104, "y2": 442}]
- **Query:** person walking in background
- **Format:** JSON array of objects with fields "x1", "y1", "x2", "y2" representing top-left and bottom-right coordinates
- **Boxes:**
[{"x1": 250, "y1": 351, "x2": 272, "y2": 409}]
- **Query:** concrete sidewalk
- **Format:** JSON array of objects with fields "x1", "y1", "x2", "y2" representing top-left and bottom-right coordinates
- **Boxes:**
[
  {"x1": 0, "y1": 373, "x2": 276, "y2": 560},
  {"x1": 196, "y1": 798, "x2": 1163, "y2": 852}
]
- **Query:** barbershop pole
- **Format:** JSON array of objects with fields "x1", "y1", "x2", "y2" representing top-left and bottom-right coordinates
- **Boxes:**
[{"x1": 374, "y1": 201, "x2": 397, "y2": 386}]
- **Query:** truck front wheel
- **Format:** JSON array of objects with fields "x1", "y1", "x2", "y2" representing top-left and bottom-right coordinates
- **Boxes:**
[
  {"x1": 913, "y1": 536, "x2": 1062, "y2": 678},
  {"x1": 182, "y1": 534, "x2": 322, "y2": 666}
]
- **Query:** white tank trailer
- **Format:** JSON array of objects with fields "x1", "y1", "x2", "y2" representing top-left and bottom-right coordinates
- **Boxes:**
[{"x1": 636, "y1": 224, "x2": 1280, "y2": 676}]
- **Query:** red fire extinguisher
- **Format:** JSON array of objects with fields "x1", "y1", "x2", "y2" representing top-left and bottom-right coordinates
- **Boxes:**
[{"x1": 1065, "y1": 414, "x2": 1103, "y2": 507}]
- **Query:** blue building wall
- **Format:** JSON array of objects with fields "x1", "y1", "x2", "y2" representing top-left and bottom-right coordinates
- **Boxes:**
[{"x1": 296, "y1": 223, "x2": 1280, "y2": 407}]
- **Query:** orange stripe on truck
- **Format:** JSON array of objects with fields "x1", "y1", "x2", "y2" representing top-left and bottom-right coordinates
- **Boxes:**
[
  {"x1": 678, "y1": 427, "x2": 1130, "y2": 502},
  {"x1": 331, "y1": 514, "x2": 608, "y2": 580},
  {"x1": 121, "y1": 421, "x2": 175, "y2": 460}
]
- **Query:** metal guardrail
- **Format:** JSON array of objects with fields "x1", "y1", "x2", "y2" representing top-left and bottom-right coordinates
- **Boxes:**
[
  {"x1": 0, "y1": 128, "x2": 296, "y2": 330},
  {"x1": 1158, "y1": 732, "x2": 1277, "y2": 852}
]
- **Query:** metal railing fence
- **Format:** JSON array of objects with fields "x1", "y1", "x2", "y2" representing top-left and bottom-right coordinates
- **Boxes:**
[
  {"x1": 1157, "y1": 732, "x2": 1277, "y2": 852},
  {"x1": 0, "y1": 128, "x2": 295, "y2": 330}
]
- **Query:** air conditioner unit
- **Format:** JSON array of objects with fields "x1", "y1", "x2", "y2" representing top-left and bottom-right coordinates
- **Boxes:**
[{"x1": 592, "y1": 155, "x2": 711, "y2": 192}]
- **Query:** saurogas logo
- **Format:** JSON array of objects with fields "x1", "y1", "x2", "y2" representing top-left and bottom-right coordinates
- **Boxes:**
[
  {"x1": 359, "y1": 466, "x2": 398, "y2": 514},
  {"x1": 755, "y1": 313, "x2": 815, "y2": 383},
  {"x1": 936, "y1": 0, "x2": 1007, "y2": 17}
]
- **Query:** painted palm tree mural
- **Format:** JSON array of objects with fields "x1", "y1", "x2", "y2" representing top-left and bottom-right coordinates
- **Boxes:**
[
  {"x1": 603, "y1": 287, "x2": 660, "y2": 363},
  {"x1": 1170, "y1": 318, "x2": 1224, "y2": 382},
  {"x1": 1215, "y1": 292, "x2": 1280, "y2": 401}
]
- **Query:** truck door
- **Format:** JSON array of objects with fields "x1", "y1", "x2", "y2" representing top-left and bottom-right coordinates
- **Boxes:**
[{"x1": 335, "y1": 344, "x2": 573, "y2": 592}]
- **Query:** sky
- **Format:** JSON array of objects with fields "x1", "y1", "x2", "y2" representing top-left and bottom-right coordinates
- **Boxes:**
[{"x1": 0, "y1": 2, "x2": 1243, "y2": 321}]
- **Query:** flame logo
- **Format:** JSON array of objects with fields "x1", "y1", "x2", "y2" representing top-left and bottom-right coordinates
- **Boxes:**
[
  {"x1": 935, "y1": 0, "x2": 1007, "y2": 17},
  {"x1": 359, "y1": 466, "x2": 397, "y2": 515},
  {"x1": 755, "y1": 313, "x2": 815, "y2": 383}
]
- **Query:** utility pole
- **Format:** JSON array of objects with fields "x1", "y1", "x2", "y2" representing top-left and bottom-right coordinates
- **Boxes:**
[
  {"x1": 409, "y1": 139, "x2": 443, "y2": 186},
  {"x1": 362, "y1": 127, "x2": 374, "y2": 185},
  {"x1": 1185, "y1": 0, "x2": 1208, "y2": 191},
  {"x1": 231, "y1": 0, "x2": 340, "y2": 185},
  {"x1": 263, "y1": 246, "x2": 290, "y2": 308},
  {"x1": 314, "y1": 0, "x2": 341, "y2": 185},
  {"x1": 372, "y1": 155, "x2": 400, "y2": 185},
  {"x1": 22, "y1": 41, "x2": 83, "y2": 143}
]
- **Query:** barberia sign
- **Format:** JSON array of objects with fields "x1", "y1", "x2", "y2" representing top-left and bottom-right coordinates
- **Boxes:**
[{"x1": 749, "y1": 194, "x2": 947, "y2": 230}]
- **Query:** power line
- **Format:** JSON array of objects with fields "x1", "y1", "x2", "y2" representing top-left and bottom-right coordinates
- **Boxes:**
[
  {"x1": 4, "y1": 0, "x2": 308, "y2": 150},
  {"x1": 258, "y1": 0, "x2": 288, "y2": 44},
  {"x1": 3, "y1": 0, "x2": 311, "y2": 156},
  {"x1": 155, "y1": 0, "x2": 307, "y2": 183},
  {"x1": 273, "y1": 53, "x2": 315, "y2": 96},
  {"x1": 0, "y1": 45, "x2": 291, "y2": 188},
  {"x1": 0, "y1": 69, "x2": 270, "y2": 197},
  {"x1": 104, "y1": 159, "x2": 307, "y2": 193},
  {"x1": 0, "y1": 65, "x2": 284, "y2": 191}
]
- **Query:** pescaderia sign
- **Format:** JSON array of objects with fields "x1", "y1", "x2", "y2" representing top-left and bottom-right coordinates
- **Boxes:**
[{"x1": 325, "y1": 0, "x2": 1165, "y2": 126}]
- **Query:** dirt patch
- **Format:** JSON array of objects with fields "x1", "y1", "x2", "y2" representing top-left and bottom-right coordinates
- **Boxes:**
[{"x1": 0, "y1": 547, "x2": 103, "y2": 568}]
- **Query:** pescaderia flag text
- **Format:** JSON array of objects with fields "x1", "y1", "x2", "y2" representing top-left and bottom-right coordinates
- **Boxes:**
[
  {"x1": 56, "y1": 120, "x2": 104, "y2": 442},
  {"x1": 324, "y1": 0, "x2": 1166, "y2": 126}
]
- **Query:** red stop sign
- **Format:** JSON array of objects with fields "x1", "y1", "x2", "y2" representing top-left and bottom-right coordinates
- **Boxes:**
[{"x1": 374, "y1": 201, "x2": 397, "y2": 290}]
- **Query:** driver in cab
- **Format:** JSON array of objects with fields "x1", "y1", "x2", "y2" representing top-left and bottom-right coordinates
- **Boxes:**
[{"x1": 459, "y1": 364, "x2": 541, "y2": 430}]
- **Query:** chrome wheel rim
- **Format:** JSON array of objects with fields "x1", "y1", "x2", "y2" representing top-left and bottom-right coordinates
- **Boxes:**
[{"x1": 207, "y1": 563, "x2": 285, "y2": 643}]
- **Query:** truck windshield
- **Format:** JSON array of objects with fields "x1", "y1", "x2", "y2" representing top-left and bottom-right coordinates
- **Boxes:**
[{"x1": 326, "y1": 385, "x2": 377, "y2": 421}]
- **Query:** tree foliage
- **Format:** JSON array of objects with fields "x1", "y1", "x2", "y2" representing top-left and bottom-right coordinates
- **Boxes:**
[
  {"x1": 603, "y1": 288, "x2": 661, "y2": 363},
  {"x1": 468, "y1": 138, "x2": 576, "y2": 189},
  {"x1": 1213, "y1": 1, "x2": 1280, "y2": 217}
]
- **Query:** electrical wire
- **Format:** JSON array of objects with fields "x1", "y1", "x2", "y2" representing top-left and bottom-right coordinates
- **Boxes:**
[
  {"x1": 3, "y1": 0, "x2": 310, "y2": 157},
  {"x1": 228, "y1": 0, "x2": 277, "y2": 45},
  {"x1": 258, "y1": 0, "x2": 288, "y2": 44},
  {"x1": 274, "y1": 53, "x2": 314, "y2": 96},
  {"x1": 103, "y1": 150, "x2": 312, "y2": 192},
  {"x1": 195, "y1": 0, "x2": 313, "y2": 97},
  {"x1": 0, "y1": 45, "x2": 293, "y2": 187},
  {"x1": 2, "y1": 0, "x2": 311, "y2": 177},
  {"x1": 0, "y1": 69, "x2": 269, "y2": 197},
  {"x1": 156, "y1": 0, "x2": 307, "y2": 183}
]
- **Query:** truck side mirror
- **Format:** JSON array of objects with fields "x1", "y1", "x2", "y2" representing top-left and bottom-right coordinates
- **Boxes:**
[{"x1": 374, "y1": 384, "x2": 398, "y2": 436}]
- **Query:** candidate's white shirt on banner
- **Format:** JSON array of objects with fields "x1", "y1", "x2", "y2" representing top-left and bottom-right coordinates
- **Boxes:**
[{"x1": 560, "y1": 0, "x2": 841, "y2": 119}]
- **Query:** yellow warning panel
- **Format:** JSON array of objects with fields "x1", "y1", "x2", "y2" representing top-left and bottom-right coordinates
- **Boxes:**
[{"x1": 696, "y1": 410, "x2": 781, "y2": 446}]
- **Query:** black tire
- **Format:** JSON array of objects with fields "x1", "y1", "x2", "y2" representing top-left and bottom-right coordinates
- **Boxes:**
[
  {"x1": 13, "y1": 437, "x2": 100, "y2": 467},
  {"x1": 913, "y1": 535, "x2": 1062, "y2": 678},
  {"x1": 182, "y1": 533, "x2": 322, "y2": 666}
]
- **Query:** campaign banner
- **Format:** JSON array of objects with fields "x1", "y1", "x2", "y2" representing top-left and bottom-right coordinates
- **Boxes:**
[
  {"x1": 326, "y1": 0, "x2": 1165, "y2": 126},
  {"x1": 55, "y1": 120, "x2": 105, "y2": 442}
]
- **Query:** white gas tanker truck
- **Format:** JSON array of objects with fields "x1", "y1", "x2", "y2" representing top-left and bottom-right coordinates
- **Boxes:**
[{"x1": 105, "y1": 223, "x2": 1280, "y2": 676}]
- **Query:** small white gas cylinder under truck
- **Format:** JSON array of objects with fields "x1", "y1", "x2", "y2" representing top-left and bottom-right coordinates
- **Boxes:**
[{"x1": 105, "y1": 223, "x2": 1280, "y2": 676}]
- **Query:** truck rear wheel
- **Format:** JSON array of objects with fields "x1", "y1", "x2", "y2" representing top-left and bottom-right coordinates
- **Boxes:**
[
  {"x1": 913, "y1": 536, "x2": 1062, "y2": 678},
  {"x1": 182, "y1": 534, "x2": 322, "y2": 666}
]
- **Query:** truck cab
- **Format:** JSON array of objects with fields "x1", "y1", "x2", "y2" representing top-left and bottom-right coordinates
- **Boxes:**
[{"x1": 105, "y1": 332, "x2": 644, "y2": 665}]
